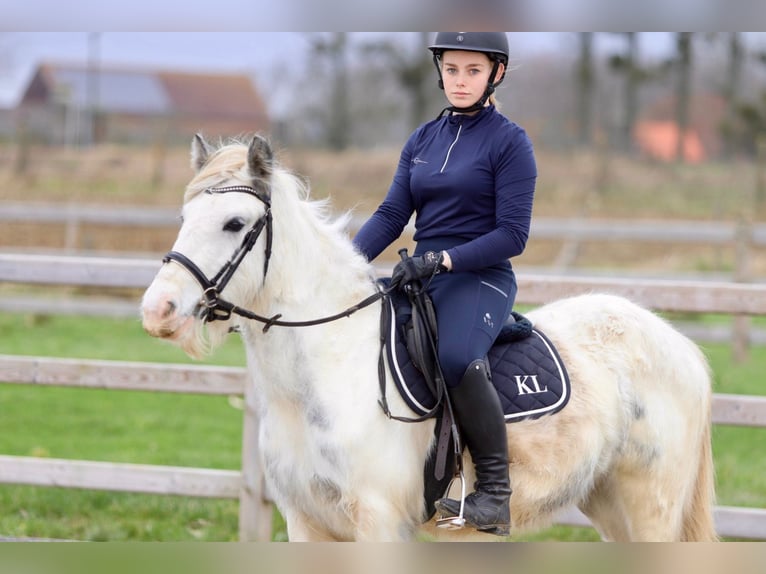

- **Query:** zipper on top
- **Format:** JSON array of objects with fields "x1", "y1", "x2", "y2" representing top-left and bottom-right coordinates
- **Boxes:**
[{"x1": 440, "y1": 123, "x2": 462, "y2": 173}]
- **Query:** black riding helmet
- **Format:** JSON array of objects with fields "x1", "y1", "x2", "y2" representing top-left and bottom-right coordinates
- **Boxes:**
[{"x1": 429, "y1": 32, "x2": 509, "y2": 115}]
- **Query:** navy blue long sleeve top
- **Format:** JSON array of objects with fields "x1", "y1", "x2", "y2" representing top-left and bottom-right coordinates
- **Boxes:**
[{"x1": 352, "y1": 105, "x2": 537, "y2": 273}]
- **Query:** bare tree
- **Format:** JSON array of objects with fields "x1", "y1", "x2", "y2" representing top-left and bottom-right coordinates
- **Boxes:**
[
  {"x1": 608, "y1": 33, "x2": 642, "y2": 153},
  {"x1": 309, "y1": 33, "x2": 351, "y2": 151},
  {"x1": 0, "y1": 35, "x2": 30, "y2": 172},
  {"x1": 727, "y1": 40, "x2": 766, "y2": 159},
  {"x1": 722, "y1": 33, "x2": 744, "y2": 159},
  {"x1": 673, "y1": 33, "x2": 693, "y2": 162},
  {"x1": 361, "y1": 32, "x2": 435, "y2": 130},
  {"x1": 575, "y1": 32, "x2": 595, "y2": 147}
]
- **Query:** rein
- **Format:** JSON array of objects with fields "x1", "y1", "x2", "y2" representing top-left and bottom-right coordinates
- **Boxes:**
[
  {"x1": 215, "y1": 289, "x2": 388, "y2": 333},
  {"x1": 162, "y1": 184, "x2": 390, "y2": 333}
]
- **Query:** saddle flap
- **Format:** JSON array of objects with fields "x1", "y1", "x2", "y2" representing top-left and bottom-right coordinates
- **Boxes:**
[
  {"x1": 405, "y1": 291, "x2": 440, "y2": 395},
  {"x1": 381, "y1": 284, "x2": 571, "y2": 423},
  {"x1": 488, "y1": 328, "x2": 571, "y2": 421}
]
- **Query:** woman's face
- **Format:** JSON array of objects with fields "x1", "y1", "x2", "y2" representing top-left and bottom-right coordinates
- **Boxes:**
[{"x1": 440, "y1": 50, "x2": 504, "y2": 110}]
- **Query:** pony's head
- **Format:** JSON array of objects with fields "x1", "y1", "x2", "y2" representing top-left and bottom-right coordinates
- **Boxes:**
[{"x1": 141, "y1": 134, "x2": 275, "y2": 358}]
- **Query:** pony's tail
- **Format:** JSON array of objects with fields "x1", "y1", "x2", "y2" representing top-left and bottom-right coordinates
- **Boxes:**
[{"x1": 681, "y1": 399, "x2": 718, "y2": 541}]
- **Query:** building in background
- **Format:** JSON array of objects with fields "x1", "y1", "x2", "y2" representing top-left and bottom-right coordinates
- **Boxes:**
[
  {"x1": 634, "y1": 121, "x2": 706, "y2": 163},
  {"x1": 15, "y1": 62, "x2": 270, "y2": 146},
  {"x1": 633, "y1": 92, "x2": 727, "y2": 163}
]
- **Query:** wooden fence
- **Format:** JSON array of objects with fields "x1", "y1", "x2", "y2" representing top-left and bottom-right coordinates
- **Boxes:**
[
  {"x1": 3, "y1": 201, "x2": 764, "y2": 348},
  {"x1": 1, "y1": 253, "x2": 766, "y2": 540},
  {"x1": 2, "y1": 200, "x2": 766, "y2": 259}
]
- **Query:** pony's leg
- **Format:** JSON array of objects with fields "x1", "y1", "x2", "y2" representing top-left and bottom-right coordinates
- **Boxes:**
[
  {"x1": 614, "y1": 472, "x2": 686, "y2": 542},
  {"x1": 603, "y1": 411, "x2": 707, "y2": 541},
  {"x1": 579, "y1": 477, "x2": 632, "y2": 542},
  {"x1": 350, "y1": 496, "x2": 419, "y2": 541},
  {"x1": 582, "y1": 461, "x2": 686, "y2": 541},
  {"x1": 283, "y1": 510, "x2": 341, "y2": 542}
]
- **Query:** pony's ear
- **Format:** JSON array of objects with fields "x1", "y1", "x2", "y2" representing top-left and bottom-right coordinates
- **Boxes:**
[
  {"x1": 247, "y1": 134, "x2": 274, "y2": 182},
  {"x1": 191, "y1": 133, "x2": 213, "y2": 172}
]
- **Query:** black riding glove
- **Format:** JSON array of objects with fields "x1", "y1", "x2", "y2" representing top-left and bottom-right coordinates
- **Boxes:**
[{"x1": 390, "y1": 251, "x2": 448, "y2": 290}]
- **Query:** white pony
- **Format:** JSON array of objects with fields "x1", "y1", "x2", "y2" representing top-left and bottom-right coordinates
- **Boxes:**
[{"x1": 141, "y1": 135, "x2": 717, "y2": 542}]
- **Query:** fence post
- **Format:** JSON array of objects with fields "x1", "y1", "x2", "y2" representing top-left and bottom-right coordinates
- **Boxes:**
[
  {"x1": 237, "y1": 372, "x2": 273, "y2": 541},
  {"x1": 731, "y1": 138, "x2": 764, "y2": 363},
  {"x1": 733, "y1": 216, "x2": 752, "y2": 363},
  {"x1": 14, "y1": 116, "x2": 30, "y2": 176},
  {"x1": 63, "y1": 210, "x2": 80, "y2": 254}
]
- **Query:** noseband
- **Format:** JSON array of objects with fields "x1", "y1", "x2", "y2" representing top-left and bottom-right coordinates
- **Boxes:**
[{"x1": 163, "y1": 185, "x2": 273, "y2": 323}]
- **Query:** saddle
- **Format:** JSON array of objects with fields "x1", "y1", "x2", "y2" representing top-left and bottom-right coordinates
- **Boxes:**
[
  {"x1": 378, "y1": 279, "x2": 571, "y2": 422},
  {"x1": 376, "y1": 278, "x2": 571, "y2": 520}
]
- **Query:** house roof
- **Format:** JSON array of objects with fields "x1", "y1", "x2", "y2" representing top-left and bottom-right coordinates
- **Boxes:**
[
  {"x1": 20, "y1": 63, "x2": 268, "y2": 121},
  {"x1": 158, "y1": 72, "x2": 265, "y2": 118},
  {"x1": 48, "y1": 67, "x2": 171, "y2": 114}
]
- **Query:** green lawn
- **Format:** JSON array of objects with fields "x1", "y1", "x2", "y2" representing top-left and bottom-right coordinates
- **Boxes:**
[
  {"x1": 0, "y1": 312, "x2": 249, "y2": 541},
  {"x1": 0, "y1": 312, "x2": 763, "y2": 541}
]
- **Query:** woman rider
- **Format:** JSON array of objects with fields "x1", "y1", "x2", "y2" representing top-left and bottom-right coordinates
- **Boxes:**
[{"x1": 353, "y1": 32, "x2": 537, "y2": 536}]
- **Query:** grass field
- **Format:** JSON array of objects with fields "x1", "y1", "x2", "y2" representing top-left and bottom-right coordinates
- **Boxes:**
[
  {"x1": 0, "y1": 313, "x2": 249, "y2": 541},
  {"x1": 0, "y1": 312, "x2": 763, "y2": 541}
]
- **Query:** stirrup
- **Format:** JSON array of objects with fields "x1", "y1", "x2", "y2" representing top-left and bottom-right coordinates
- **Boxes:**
[{"x1": 435, "y1": 468, "x2": 467, "y2": 530}]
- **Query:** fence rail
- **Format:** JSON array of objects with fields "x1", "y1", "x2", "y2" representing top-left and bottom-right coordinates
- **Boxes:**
[
  {"x1": 0, "y1": 202, "x2": 179, "y2": 227},
  {"x1": 1, "y1": 252, "x2": 765, "y2": 540},
  {"x1": 3, "y1": 202, "x2": 766, "y2": 268},
  {"x1": 3, "y1": 201, "x2": 766, "y2": 246},
  {"x1": 2, "y1": 253, "x2": 766, "y2": 315},
  {"x1": 6, "y1": 354, "x2": 765, "y2": 429},
  {"x1": 0, "y1": 455, "x2": 242, "y2": 499}
]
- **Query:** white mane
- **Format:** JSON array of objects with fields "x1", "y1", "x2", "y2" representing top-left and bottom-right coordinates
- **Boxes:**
[
  {"x1": 187, "y1": 140, "x2": 368, "y2": 277},
  {"x1": 175, "y1": 141, "x2": 376, "y2": 357}
]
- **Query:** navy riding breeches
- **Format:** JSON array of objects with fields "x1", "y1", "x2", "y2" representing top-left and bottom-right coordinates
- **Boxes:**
[{"x1": 421, "y1": 263, "x2": 516, "y2": 388}]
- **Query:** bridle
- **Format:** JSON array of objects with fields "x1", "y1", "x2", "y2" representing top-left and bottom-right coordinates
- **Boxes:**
[
  {"x1": 163, "y1": 185, "x2": 273, "y2": 324},
  {"x1": 162, "y1": 184, "x2": 386, "y2": 332}
]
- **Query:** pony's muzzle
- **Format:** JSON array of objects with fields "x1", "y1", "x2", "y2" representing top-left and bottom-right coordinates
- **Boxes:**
[{"x1": 141, "y1": 295, "x2": 183, "y2": 338}]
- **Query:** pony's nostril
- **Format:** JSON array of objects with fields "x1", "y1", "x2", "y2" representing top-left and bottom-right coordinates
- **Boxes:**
[{"x1": 162, "y1": 300, "x2": 177, "y2": 318}]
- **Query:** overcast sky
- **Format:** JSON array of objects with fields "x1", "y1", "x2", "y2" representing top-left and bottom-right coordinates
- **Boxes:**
[{"x1": 0, "y1": 32, "x2": 687, "y2": 112}]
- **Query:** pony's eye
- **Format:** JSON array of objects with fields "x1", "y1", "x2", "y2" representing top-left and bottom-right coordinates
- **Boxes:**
[{"x1": 223, "y1": 218, "x2": 246, "y2": 232}]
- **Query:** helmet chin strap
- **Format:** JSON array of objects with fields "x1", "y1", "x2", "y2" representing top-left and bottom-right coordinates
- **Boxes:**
[
  {"x1": 434, "y1": 58, "x2": 501, "y2": 118},
  {"x1": 437, "y1": 84, "x2": 495, "y2": 117}
]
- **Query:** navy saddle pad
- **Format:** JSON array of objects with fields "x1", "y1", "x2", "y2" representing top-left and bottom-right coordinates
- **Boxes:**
[{"x1": 381, "y1": 284, "x2": 571, "y2": 423}]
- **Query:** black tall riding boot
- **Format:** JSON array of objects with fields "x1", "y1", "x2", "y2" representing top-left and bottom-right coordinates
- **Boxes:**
[{"x1": 434, "y1": 359, "x2": 512, "y2": 536}]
